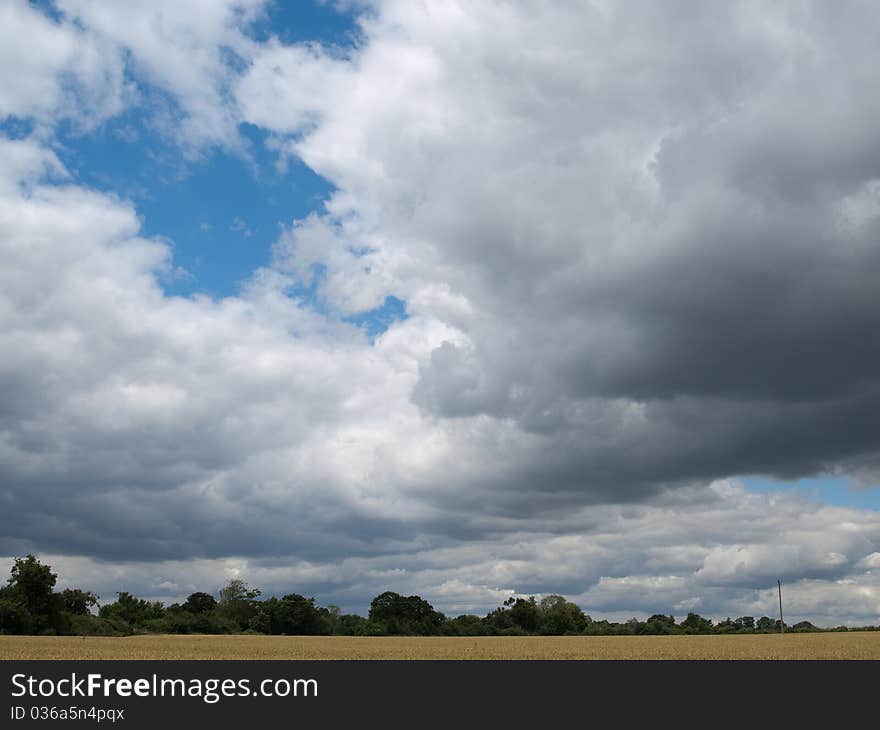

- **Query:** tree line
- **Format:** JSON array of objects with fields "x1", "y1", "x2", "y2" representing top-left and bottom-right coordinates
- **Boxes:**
[{"x1": 1, "y1": 555, "x2": 874, "y2": 637}]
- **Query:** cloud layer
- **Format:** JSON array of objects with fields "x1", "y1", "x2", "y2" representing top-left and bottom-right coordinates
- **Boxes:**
[{"x1": 2, "y1": 0, "x2": 880, "y2": 622}]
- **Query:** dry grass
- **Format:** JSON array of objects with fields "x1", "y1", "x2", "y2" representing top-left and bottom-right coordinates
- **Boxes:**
[{"x1": 3, "y1": 633, "x2": 880, "y2": 660}]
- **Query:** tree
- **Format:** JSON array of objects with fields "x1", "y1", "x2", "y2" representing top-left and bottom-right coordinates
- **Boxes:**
[
  {"x1": 0, "y1": 590, "x2": 31, "y2": 634},
  {"x1": 99, "y1": 592, "x2": 164, "y2": 627},
  {"x1": 625, "y1": 617, "x2": 643, "y2": 634},
  {"x1": 643, "y1": 614, "x2": 678, "y2": 635},
  {"x1": 756, "y1": 616, "x2": 784, "y2": 632},
  {"x1": 217, "y1": 579, "x2": 261, "y2": 631},
  {"x1": 319, "y1": 604, "x2": 341, "y2": 633},
  {"x1": 484, "y1": 597, "x2": 542, "y2": 634},
  {"x1": 507, "y1": 597, "x2": 541, "y2": 632},
  {"x1": 9, "y1": 556, "x2": 56, "y2": 612},
  {"x1": 331, "y1": 613, "x2": 384, "y2": 636},
  {"x1": 679, "y1": 612, "x2": 713, "y2": 634},
  {"x1": 538, "y1": 595, "x2": 589, "y2": 634},
  {"x1": 249, "y1": 594, "x2": 330, "y2": 635},
  {"x1": 441, "y1": 614, "x2": 489, "y2": 636},
  {"x1": 219, "y1": 579, "x2": 260, "y2": 604},
  {"x1": 6, "y1": 555, "x2": 65, "y2": 633},
  {"x1": 368, "y1": 592, "x2": 445, "y2": 635},
  {"x1": 182, "y1": 592, "x2": 217, "y2": 614},
  {"x1": 60, "y1": 589, "x2": 99, "y2": 616}
]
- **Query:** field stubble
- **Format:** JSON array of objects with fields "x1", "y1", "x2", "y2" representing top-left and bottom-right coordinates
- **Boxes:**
[{"x1": 3, "y1": 633, "x2": 880, "y2": 660}]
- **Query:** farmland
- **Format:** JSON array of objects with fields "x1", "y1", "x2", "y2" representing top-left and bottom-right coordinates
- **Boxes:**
[{"x1": 3, "y1": 633, "x2": 880, "y2": 660}]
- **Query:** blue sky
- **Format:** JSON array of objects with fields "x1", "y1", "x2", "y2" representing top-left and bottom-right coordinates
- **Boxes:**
[
  {"x1": 742, "y1": 476, "x2": 880, "y2": 511},
  {"x1": 42, "y1": 4, "x2": 353, "y2": 291},
  {"x1": 35, "y1": 1, "x2": 407, "y2": 339},
  {"x1": 58, "y1": 119, "x2": 332, "y2": 296},
  {"x1": 250, "y1": 0, "x2": 360, "y2": 47}
]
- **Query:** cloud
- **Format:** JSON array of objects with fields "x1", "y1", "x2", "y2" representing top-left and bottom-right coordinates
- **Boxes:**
[
  {"x1": 230, "y1": 216, "x2": 254, "y2": 237},
  {"x1": 58, "y1": 0, "x2": 269, "y2": 152},
  {"x1": 0, "y1": 0, "x2": 127, "y2": 128},
  {"x1": 4, "y1": 482, "x2": 879, "y2": 624},
  {"x1": 241, "y1": 0, "x2": 880, "y2": 495},
  {"x1": 0, "y1": 136, "x2": 458, "y2": 565},
  {"x1": 0, "y1": 0, "x2": 270, "y2": 153},
  {"x1": 2, "y1": 1, "x2": 880, "y2": 622}
]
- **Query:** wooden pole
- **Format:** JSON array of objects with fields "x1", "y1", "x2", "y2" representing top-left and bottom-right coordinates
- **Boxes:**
[{"x1": 778, "y1": 580, "x2": 784, "y2": 634}]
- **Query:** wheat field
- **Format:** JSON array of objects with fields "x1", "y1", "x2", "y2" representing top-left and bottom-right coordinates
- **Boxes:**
[{"x1": 3, "y1": 633, "x2": 880, "y2": 660}]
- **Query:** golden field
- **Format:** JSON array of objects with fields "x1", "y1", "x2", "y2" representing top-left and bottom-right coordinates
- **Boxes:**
[{"x1": 3, "y1": 633, "x2": 880, "y2": 660}]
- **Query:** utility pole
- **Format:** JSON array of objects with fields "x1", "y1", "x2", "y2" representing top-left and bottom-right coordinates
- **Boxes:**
[{"x1": 778, "y1": 579, "x2": 784, "y2": 634}]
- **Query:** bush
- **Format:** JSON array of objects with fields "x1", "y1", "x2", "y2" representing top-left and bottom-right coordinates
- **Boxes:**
[
  {"x1": 791, "y1": 621, "x2": 819, "y2": 633},
  {"x1": 141, "y1": 609, "x2": 240, "y2": 634},
  {"x1": 441, "y1": 615, "x2": 489, "y2": 636},
  {"x1": 68, "y1": 614, "x2": 131, "y2": 636}
]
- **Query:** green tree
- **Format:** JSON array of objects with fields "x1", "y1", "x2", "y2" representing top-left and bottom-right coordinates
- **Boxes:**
[
  {"x1": 679, "y1": 612, "x2": 713, "y2": 634},
  {"x1": 483, "y1": 597, "x2": 542, "y2": 634},
  {"x1": 538, "y1": 595, "x2": 589, "y2": 634},
  {"x1": 643, "y1": 614, "x2": 678, "y2": 635},
  {"x1": 217, "y1": 579, "x2": 261, "y2": 631},
  {"x1": 99, "y1": 592, "x2": 164, "y2": 628},
  {"x1": 6, "y1": 555, "x2": 66, "y2": 633},
  {"x1": 756, "y1": 616, "x2": 784, "y2": 632},
  {"x1": 368, "y1": 592, "x2": 445, "y2": 635},
  {"x1": 319, "y1": 604, "x2": 341, "y2": 633},
  {"x1": 60, "y1": 589, "x2": 99, "y2": 616},
  {"x1": 0, "y1": 590, "x2": 31, "y2": 634},
  {"x1": 507, "y1": 597, "x2": 540, "y2": 633},
  {"x1": 182, "y1": 592, "x2": 217, "y2": 614},
  {"x1": 249, "y1": 594, "x2": 330, "y2": 635},
  {"x1": 441, "y1": 614, "x2": 490, "y2": 636},
  {"x1": 332, "y1": 613, "x2": 385, "y2": 636},
  {"x1": 625, "y1": 617, "x2": 643, "y2": 634}
]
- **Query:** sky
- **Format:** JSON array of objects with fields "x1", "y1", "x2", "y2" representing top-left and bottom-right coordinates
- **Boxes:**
[{"x1": 1, "y1": 0, "x2": 880, "y2": 626}]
